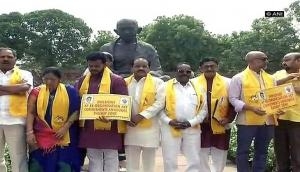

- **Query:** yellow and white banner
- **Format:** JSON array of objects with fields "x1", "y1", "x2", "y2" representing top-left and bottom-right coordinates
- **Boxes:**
[
  {"x1": 259, "y1": 83, "x2": 297, "y2": 114},
  {"x1": 79, "y1": 94, "x2": 132, "y2": 121}
]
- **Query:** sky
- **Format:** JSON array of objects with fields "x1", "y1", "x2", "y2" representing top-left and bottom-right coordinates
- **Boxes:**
[{"x1": 0, "y1": 0, "x2": 295, "y2": 35}]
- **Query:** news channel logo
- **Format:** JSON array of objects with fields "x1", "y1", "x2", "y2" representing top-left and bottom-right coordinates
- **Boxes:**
[{"x1": 265, "y1": 11, "x2": 284, "y2": 17}]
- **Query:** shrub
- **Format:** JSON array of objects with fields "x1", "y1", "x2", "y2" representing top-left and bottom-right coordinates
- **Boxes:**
[{"x1": 5, "y1": 145, "x2": 12, "y2": 172}]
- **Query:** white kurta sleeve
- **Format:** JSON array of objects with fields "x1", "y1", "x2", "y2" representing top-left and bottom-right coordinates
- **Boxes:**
[{"x1": 139, "y1": 79, "x2": 166, "y2": 119}]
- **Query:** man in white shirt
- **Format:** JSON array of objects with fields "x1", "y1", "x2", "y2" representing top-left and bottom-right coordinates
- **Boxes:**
[
  {"x1": 124, "y1": 57, "x2": 165, "y2": 172},
  {"x1": 0, "y1": 47, "x2": 33, "y2": 172},
  {"x1": 160, "y1": 62, "x2": 207, "y2": 172}
]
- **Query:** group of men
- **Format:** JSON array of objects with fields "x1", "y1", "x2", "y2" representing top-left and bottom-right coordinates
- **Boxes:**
[
  {"x1": 77, "y1": 51, "x2": 233, "y2": 172},
  {"x1": 0, "y1": 17, "x2": 300, "y2": 172}
]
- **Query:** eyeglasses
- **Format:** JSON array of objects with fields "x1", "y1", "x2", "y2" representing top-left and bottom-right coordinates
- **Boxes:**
[{"x1": 177, "y1": 69, "x2": 192, "y2": 74}]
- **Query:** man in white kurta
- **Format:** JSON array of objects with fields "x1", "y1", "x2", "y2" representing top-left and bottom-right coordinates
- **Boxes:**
[
  {"x1": 125, "y1": 58, "x2": 165, "y2": 172},
  {"x1": 160, "y1": 63, "x2": 207, "y2": 172},
  {"x1": 0, "y1": 48, "x2": 33, "y2": 172}
]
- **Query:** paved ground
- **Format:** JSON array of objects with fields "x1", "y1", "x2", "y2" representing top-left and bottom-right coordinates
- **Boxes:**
[
  {"x1": 154, "y1": 148, "x2": 236, "y2": 172},
  {"x1": 82, "y1": 147, "x2": 237, "y2": 172}
]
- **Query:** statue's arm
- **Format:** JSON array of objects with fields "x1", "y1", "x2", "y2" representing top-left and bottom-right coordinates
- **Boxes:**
[
  {"x1": 100, "y1": 43, "x2": 113, "y2": 53},
  {"x1": 148, "y1": 48, "x2": 163, "y2": 76}
]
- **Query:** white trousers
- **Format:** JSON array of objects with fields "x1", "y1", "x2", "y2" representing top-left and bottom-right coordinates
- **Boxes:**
[
  {"x1": 199, "y1": 147, "x2": 228, "y2": 172},
  {"x1": 0, "y1": 124, "x2": 27, "y2": 172},
  {"x1": 86, "y1": 148, "x2": 118, "y2": 172},
  {"x1": 125, "y1": 145, "x2": 156, "y2": 172},
  {"x1": 161, "y1": 127, "x2": 201, "y2": 172}
]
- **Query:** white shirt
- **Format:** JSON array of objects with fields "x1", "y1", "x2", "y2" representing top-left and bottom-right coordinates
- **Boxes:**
[
  {"x1": 125, "y1": 76, "x2": 165, "y2": 147},
  {"x1": 0, "y1": 69, "x2": 33, "y2": 125},
  {"x1": 160, "y1": 80, "x2": 207, "y2": 134}
]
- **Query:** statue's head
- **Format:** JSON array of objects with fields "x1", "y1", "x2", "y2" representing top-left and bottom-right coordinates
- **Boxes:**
[{"x1": 114, "y1": 19, "x2": 142, "y2": 43}]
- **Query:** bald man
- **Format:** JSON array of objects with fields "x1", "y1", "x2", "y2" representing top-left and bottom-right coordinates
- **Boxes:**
[
  {"x1": 229, "y1": 51, "x2": 275, "y2": 172},
  {"x1": 273, "y1": 52, "x2": 300, "y2": 172}
]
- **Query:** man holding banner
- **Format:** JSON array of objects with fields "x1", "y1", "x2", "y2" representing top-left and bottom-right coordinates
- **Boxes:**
[
  {"x1": 124, "y1": 57, "x2": 165, "y2": 172},
  {"x1": 196, "y1": 58, "x2": 235, "y2": 172},
  {"x1": 229, "y1": 51, "x2": 275, "y2": 172},
  {"x1": 273, "y1": 52, "x2": 300, "y2": 172},
  {"x1": 76, "y1": 52, "x2": 128, "y2": 172}
]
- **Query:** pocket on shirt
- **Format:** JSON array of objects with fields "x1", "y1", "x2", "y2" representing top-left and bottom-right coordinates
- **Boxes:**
[{"x1": 189, "y1": 94, "x2": 198, "y2": 105}]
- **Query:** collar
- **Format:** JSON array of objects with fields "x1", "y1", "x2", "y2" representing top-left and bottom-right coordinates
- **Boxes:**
[
  {"x1": 0, "y1": 68, "x2": 15, "y2": 74},
  {"x1": 173, "y1": 79, "x2": 192, "y2": 87}
]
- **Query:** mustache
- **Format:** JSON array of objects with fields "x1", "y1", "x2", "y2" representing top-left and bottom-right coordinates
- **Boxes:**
[{"x1": 89, "y1": 70, "x2": 99, "y2": 73}]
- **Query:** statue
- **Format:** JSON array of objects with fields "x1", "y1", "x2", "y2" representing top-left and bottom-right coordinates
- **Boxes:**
[{"x1": 100, "y1": 19, "x2": 163, "y2": 78}]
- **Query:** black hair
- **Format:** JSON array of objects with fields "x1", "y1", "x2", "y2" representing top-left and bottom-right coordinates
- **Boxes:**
[
  {"x1": 131, "y1": 57, "x2": 151, "y2": 67},
  {"x1": 42, "y1": 67, "x2": 62, "y2": 79},
  {"x1": 86, "y1": 52, "x2": 107, "y2": 64},
  {"x1": 199, "y1": 57, "x2": 219, "y2": 67},
  {"x1": 176, "y1": 62, "x2": 191, "y2": 70},
  {"x1": 0, "y1": 47, "x2": 17, "y2": 57},
  {"x1": 102, "y1": 52, "x2": 113, "y2": 62}
]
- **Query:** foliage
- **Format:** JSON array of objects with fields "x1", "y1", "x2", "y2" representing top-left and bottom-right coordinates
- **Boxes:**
[
  {"x1": 286, "y1": 0, "x2": 300, "y2": 22},
  {"x1": 0, "y1": 9, "x2": 92, "y2": 75},
  {"x1": 4, "y1": 145, "x2": 11, "y2": 172},
  {"x1": 1, "y1": 2, "x2": 299, "y2": 76},
  {"x1": 22, "y1": 9, "x2": 92, "y2": 69},
  {"x1": 0, "y1": 12, "x2": 29, "y2": 59},
  {"x1": 88, "y1": 30, "x2": 116, "y2": 52},
  {"x1": 216, "y1": 16, "x2": 300, "y2": 75},
  {"x1": 138, "y1": 13, "x2": 300, "y2": 75},
  {"x1": 140, "y1": 15, "x2": 219, "y2": 71}
]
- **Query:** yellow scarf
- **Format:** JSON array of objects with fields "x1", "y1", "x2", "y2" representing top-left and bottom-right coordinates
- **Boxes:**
[
  {"x1": 79, "y1": 67, "x2": 126, "y2": 133},
  {"x1": 195, "y1": 73, "x2": 229, "y2": 134},
  {"x1": 9, "y1": 67, "x2": 28, "y2": 117},
  {"x1": 37, "y1": 83, "x2": 70, "y2": 146},
  {"x1": 273, "y1": 70, "x2": 300, "y2": 122},
  {"x1": 125, "y1": 73, "x2": 156, "y2": 128},
  {"x1": 242, "y1": 67, "x2": 274, "y2": 125},
  {"x1": 165, "y1": 78, "x2": 204, "y2": 137}
]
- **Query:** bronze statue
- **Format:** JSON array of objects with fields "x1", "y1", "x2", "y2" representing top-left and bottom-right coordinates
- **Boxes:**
[{"x1": 100, "y1": 19, "x2": 163, "y2": 77}]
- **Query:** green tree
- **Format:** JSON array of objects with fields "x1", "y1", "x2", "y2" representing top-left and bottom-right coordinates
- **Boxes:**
[
  {"x1": 22, "y1": 9, "x2": 92, "y2": 69},
  {"x1": 0, "y1": 12, "x2": 29, "y2": 59},
  {"x1": 88, "y1": 30, "x2": 116, "y2": 52},
  {"x1": 140, "y1": 15, "x2": 219, "y2": 71},
  {"x1": 220, "y1": 17, "x2": 300, "y2": 74},
  {"x1": 286, "y1": 0, "x2": 300, "y2": 22}
]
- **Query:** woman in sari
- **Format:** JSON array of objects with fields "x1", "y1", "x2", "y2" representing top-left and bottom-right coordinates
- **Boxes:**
[{"x1": 26, "y1": 67, "x2": 81, "y2": 172}]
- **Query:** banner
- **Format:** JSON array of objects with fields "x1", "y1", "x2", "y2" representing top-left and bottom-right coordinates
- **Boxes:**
[
  {"x1": 79, "y1": 94, "x2": 132, "y2": 121},
  {"x1": 259, "y1": 83, "x2": 297, "y2": 114}
]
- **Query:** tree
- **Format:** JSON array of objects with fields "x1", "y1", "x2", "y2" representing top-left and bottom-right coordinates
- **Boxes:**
[
  {"x1": 219, "y1": 17, "x2": 300, "y2": 74},
  {"x1": 140, "y1": 15, "x2": 219, "y2": 71},
  {"x1": 22, "y1": 9, "x2": 92, "y2": 69},
  {"x1": 286, "y1": 0, "x2": 300, "y2": 22},
  {"x1": 0, "y1": 12, "x2": 29, "y2": 59},
  {"x1": 88, "y1": 30, "x2": 116, "y2": 52}
]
